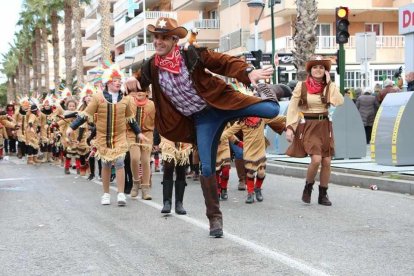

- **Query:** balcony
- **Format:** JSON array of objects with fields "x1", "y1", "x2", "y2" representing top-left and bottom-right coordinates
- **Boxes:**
[
  {"x1": 71, "y1": 56, "x2": 97, "y2": 71},
  {"x1": 85, "y1": 18, "x2": 101, "y2": 40},
  {"x1": 72, "y1": 37, "x2": 96, "y2": 53},
  {"x1": 274, "y1": 35, "x2": 405, "y2": 64},
  {"x1": 114, "y1": 11, "x2": 177, "y2": 46},
  {"x1": 274, "y1": 35, "x2": 404, "y2": 52},
  {"x1": 117, "y1": 43, "x2": 155, "y2": 70},
  {"x1": 113, "y1": 0, "x2": 129, "y2": 18},
  {"x1": 84, "y1": 0, "x2": 98, "y2": 19},
  {"x1": 85, "y1": 37, "x2": 115, "y2": 62},
  {"x1": 172, "y1": 0, "x2": 219, "y2": 11},
  {"x1": 271, "y1": 0, "x2": 398, "y2": 17},
  {"x1": 182, "y1": 19, "x2": 220, "y2": 48}
]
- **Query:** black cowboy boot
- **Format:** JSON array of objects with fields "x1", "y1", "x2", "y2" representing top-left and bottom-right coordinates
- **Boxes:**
[
  {"x1": 302, "y1": 181, "x2": 314, "y2": 203},
  {"x1": 245, "y1": 193, "x2": 255, "y2": 204},
  {"x1": 318, "y1": 186, "x2": 332, "y2": 206},
  {"x1": 200, "y1": 175, "x2": 223, "y2": 238},
  {"x1": 175, "y1": 180, "x2": 187, "y2": 215},
  {"x1": 254, "y1": 188, "x2": 263, "y2": 202},
  {"x1": 161, "y1": 180, "x2": 174, "y2": 214}
]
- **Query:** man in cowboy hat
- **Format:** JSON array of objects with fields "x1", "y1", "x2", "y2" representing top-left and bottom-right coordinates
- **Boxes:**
[{"x1": 127, "y1": 17, "x2": 280, "y2": 238}]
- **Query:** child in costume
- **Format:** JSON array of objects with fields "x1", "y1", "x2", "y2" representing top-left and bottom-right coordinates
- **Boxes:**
[{"x1": 67, "y1": 64, "x2": 148, "y2": 206}]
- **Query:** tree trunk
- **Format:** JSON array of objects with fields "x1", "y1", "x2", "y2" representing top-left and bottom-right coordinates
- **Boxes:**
[
  {"x1": 32, "y1": 41, "x2": 38, "y2": 92},
  {"x1": 35, "y1": 27, "x2": 42, "y2": 91},
  {"x1": 51, "y1": 9, "x2": 60, "y2": 92},
  {"x1": 292, "y1": 0, "x2": 318, "y2": 81},
  {"x1": 99, "y1": 0, "x2": 112, "y2": 63},
  {"x1": 25, "y1": 48, "x2": 31, "y2": 95},
  {"x1": 42, "y1": 24, "x2": 50, "y2": 94},
  {"x1": 64, "y1": 0, "x2": 73, "y2": 90},
  {"x1": 72, "y1": 0, "x2": 84, "y2": 85}
]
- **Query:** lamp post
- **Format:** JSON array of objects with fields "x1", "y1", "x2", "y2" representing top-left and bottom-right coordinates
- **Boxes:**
[
  {"x1": 269, "y1": 0, "x2": 277, "y2": 84},
  {"x1": 247, "y1": 0, "x2": 265, "y2": 51}
]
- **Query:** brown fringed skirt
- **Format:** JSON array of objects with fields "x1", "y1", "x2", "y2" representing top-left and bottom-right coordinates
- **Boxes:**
[{"x1": 287, "y1": 119, "x2": 335, "y2": 158}]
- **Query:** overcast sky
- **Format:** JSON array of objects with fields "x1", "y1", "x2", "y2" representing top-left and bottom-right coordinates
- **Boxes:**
[{"x1": 0, "y1": 1, "x2": 23, "y2": 82}]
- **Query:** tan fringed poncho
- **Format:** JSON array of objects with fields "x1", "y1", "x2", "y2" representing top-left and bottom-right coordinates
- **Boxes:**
[
  {"x1": 25, "y1": 113, "x2": 40, "y2": 150},
  {"x1": 79, "y1": 92, "x2": 135, "y2": 162},
  {"x1": 126, "y1": 98, "x2": 155, "y2": 152},
  {"x1": 159, "y1": 136, "x2": 192, "y2": 166}
]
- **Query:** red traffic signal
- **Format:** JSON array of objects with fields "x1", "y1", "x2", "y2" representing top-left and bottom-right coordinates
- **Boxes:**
[{"x1": 336, "y1": 7, "x2": 350, "y2": 44}]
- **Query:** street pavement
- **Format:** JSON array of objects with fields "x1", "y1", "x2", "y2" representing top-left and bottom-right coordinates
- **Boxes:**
[{"x1": 1, "y1": 156, "x2": 413, "y2": 276}]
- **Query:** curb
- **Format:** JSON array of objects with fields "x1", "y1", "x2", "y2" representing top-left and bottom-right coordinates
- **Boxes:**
[{"x1": 265, "y1": 162, "x2": 414, "y2": 195}]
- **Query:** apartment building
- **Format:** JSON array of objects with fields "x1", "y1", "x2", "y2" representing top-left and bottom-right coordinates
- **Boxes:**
[
  {"x1": 170, "y1": 0, "x2": 407, "y2": 89},
  {"x1": 112, "y1": 0, "x2": 180, "y2": 75}
]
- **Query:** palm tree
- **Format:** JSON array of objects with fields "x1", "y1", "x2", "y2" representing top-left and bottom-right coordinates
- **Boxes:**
[
  {"x1": 292, "y1": 0, "x2": 318, "y2": 81},
  {"x1": 48, "y1": 0, "x2": 65, "y2": 92},
  {"x1": 64, "y1": 0, "x2": 73, "y2": 90},
  {"x1": 72, "y1": 0, "x2": 84, "y2": 85},
  {"x1": 99, "y1": 0, "x2": 112, "y2": 63},
  {"x1": 1, "y1": 49, "x2": 18, "y2": 102}
]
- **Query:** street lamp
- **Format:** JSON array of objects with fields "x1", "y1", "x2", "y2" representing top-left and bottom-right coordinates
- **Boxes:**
[{"x1": 247, "y1": 0, "x2": 265, "y2": 51}]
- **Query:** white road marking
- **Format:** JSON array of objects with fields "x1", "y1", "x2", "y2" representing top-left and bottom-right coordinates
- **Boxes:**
[
  {"x1": 92, "y1": 179, "x2": 330, "y2": 276},
  {"x1": 0, "y1": 176, "x2": 68, "y2": 182}
]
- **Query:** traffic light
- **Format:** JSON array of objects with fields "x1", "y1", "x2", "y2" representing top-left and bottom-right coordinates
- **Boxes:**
[
  {"x1": 336, "y1": 50, "x2": 340, "y2": 75},
  {"x1": 251, "y1": 50, "x2": 262, "y2": 69},
  {"x1": 277, "y1": 66, "x2": 287, "y2": 83},
  {"x1": 335, "y1": 7, "x2": 350, "y2": 44}
]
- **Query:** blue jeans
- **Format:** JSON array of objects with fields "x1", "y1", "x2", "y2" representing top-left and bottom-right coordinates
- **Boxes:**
[
  {"x1": 193, "y1": 101, "x2": 279, "y2": 176},
  {"x1": 230, "y1": 142, "x2": 243, "y2": 160}
]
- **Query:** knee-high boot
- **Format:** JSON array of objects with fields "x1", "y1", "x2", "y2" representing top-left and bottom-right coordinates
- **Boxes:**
[
  {"x1": 199, "y1": 175, "x2": 223, "y2": 238},
  {"x1": 175, "y1": 180, "x2": 187, "y2": 215},
  {"x1": 235, "y1": 159, "x2": 246, "y2": 190},
  {"x1": 161, "y1": 180, "x2": 174, "y2": 213}
]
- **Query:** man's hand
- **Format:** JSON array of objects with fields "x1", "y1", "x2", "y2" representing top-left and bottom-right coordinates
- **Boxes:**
[
  {"x1": 138, "y1": 133, "x2": 150, "y2": 143},
  {"x1": 248, "y1": 66, "x2": 274, "y2": 86},
  {"x1": 286, "y1": 128, "x2": 294, "y2": 143},
  {"x1": 125, "y1": 77, "x2": 142, "y2": 94}
]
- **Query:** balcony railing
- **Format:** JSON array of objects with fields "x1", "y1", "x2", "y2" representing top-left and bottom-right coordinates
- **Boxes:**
[
  {"x1": 220, "y1": 29, "x2": 250, "y2": 52},
  {"x1": 183, "y1": 19, "x2": 220, "y2": 30},
  {"x1": 115, "y1": 11, "x2": 177, "y2": 37},
  {"x1": 275, "y1": 35, "x2": 405, "y2": 51}
]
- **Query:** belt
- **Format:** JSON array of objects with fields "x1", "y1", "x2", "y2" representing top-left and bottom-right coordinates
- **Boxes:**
[
  {"x1": 303, "y1": 113, "x2": 329, "y2": 120},
  {"x1": 191, "y1": 105, "x2": 211, "y2": 117}
]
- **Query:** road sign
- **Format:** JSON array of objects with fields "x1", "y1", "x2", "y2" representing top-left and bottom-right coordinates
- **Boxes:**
[{"x1": 355, "y1": 32, "x2": 376, "y2": 62}]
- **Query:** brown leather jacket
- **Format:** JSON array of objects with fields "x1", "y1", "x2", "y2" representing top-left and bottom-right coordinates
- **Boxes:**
[{"x1": 138, "y1": 46, "x2": 263, "y2": 143}]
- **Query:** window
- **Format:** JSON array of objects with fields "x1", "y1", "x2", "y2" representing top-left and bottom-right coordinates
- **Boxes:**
[
  {"x1": 315, "y1": 24, "x2": 331, "y2": 49},
  {"x1": 374, "y1": 69, "x2": 396, "y2": 81},
  {"x1": 345, "y1": 71, "x2": 361, "y2": 89},
  {"x1": 365, "y1": 23, "x2": 381, "y2": 36},
  {"x1": 125, "y1": 37, "x2": 138, "y2": 52},
  {"x1": 209, "y1": 10, "x2": 218, "y2": 19}
]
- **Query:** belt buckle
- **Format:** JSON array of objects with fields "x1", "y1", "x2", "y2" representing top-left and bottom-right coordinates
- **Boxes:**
[{"x1": 318, "y1": 114, "x2": 324, "y2": 121}]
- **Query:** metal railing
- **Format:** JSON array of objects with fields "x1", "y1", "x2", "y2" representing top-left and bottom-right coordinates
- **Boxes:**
[
  {"x1": 220, "y1": 29, "x2": 250, "y2": 52},
  {"x1": 183, "y1": 19, "x2": 220, "y2": 30},
  {"x1": 275, "y1": 35, "x2": 405, "y2": 51},
  {"x1": 142, "y1": 11, "x2": 177, "y2": 20}
]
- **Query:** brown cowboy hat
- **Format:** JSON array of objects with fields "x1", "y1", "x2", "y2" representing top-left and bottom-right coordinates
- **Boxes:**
[
  {"x1": 147, "y1": 17, "x2": 188, "y2": 39},
  {"x1": 305, "y1": 55, "x2": 331, "y2": 72}
]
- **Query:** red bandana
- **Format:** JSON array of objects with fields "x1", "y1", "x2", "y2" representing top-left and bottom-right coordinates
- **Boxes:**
[
  {"x1": 244, "y1": 117, "x2": 261, "y2": 128},
  {"x1": 155, "y1": 46, "x2": 181, "y2": 74},
  {"x1": 305, "y1": 76, "x2": 326, "y2": 94}
]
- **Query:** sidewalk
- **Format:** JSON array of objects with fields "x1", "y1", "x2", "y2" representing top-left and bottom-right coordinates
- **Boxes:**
[{"x1": 265, "y1": 153, "x2": 414, "y2": 195}]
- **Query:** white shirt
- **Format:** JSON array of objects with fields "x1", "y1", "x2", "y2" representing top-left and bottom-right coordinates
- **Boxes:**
[{"x1": 108, "y1": 91, "x2": 118, "y2": 104}]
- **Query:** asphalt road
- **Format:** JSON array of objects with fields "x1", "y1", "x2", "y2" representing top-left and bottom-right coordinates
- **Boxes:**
[{"x1": 1, "y1": 156, "x2": 413, "y2": 275}]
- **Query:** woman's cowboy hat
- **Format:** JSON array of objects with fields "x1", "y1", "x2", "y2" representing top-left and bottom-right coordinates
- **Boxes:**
[
  {"x1": 305, "y1": 55, "x2": 331, "y2": 72},
  {"x1": 147, "y1": 17, "x2": 188, "y2": 39}
]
